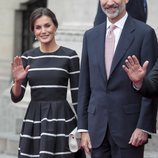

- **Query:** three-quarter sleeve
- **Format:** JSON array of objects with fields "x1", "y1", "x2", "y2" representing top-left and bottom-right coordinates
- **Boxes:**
[{"x1": 10, "y1": 54, "x2": 28, "y2": 103}]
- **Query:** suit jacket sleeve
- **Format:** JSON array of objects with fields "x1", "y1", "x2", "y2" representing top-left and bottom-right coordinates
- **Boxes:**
[
  {"x1": 136, "y1": 27, "x2": 158, "y2": 132},
  {"x1": 139, "y1": 59, "x2": 158, "y2": 97},
  {"x1": 77, "y1": 32, "x2": 90, "y2": 130}
]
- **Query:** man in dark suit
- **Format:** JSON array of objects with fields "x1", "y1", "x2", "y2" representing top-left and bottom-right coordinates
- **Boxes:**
[
  {"x1": 123, "y1": 55, "x2": 158, "y2": 97},
  {"x1": 77, "y1": 0, "x2": 158, "y2": 158},
  {"x1": 94, "y1": 0, "x2": 147, "y2": 26}
]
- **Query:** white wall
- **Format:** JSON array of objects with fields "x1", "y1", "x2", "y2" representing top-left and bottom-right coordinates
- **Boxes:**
[{"x1": 48, "y1": 0, "x2": 98, "y2": 28}]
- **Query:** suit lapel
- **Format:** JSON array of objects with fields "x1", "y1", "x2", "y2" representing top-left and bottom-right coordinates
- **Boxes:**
[
  {"x1": 96, "y1": 22, "x2": 108, "y2": 83},
  {"x1": 110, "y1": 17, "x2": 135, "y2": 77}
]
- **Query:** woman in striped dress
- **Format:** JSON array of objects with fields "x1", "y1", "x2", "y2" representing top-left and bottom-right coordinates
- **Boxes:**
[{"x1": 11, "y1": 8, "x2": 80, "y2": 158}]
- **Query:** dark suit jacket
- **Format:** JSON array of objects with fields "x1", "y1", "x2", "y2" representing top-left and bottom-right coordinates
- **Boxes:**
[
  {"x1": 78, "y1": 16, "x2": 158, "y2": 148},
  {"x1": 94, "y1": 0, "x2": 147, "y2": 26},
  {"x1": 140, "y1": 60, "x2": 158, "y2": 97}
]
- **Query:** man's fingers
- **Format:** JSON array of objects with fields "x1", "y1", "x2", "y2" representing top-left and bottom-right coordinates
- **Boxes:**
[
  {"x1": 82, "y1": 143, "x2": 91, "y2": 154},
  {"x1": 127, "y1": 56, "x2": 134, "y2": 66},
  {"x1": 81, "y1": 133, "x2": 92, "y2": 155},
  {"x1": 129, "y1": 129, "x2": 148, "y2": 147},
  {"x1": 122, "y1": 65, "x2": 129, "y2": 73},
  {"x1": 129, "y1": 134, "x2": 134, "y2": 144},
  {"x1": 125, "y1": 59, "x2": 132, "y2": 69},
  {"x1": 132, "y1": 55, "x2": 140, "y2": 65}
]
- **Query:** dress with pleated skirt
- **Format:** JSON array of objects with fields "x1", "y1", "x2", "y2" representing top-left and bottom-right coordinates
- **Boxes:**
[{"x1": 11, "y1": 46, "x2": 79, "y2": 158}]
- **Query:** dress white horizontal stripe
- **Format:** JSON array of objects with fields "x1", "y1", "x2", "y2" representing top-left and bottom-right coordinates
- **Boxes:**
[
  {"x1": 20, "y1": 134, "x2": 40, "y2": 139},
  {"x1": 42, "y1": 117, "x2": 76, "y2": 123},
  {"x1": 69, "y1": 71, "x2": 80, "y2": 74},
  {"x1": 70, "y1": 55, "x2": 79, "y2": 59},
  {"x1": 23, "y1": 116, "x2": 76, "y2": 124},
  {"x1": 40, "y1": 151, "x2": 72, "y2": 156},
  {"x1": 21, "y1": 153, "x2": 39, "y2": 157},
  {"x1": 41, "y1": 133, "x2": 69, "y2": 137},
  {"x1": 72, "y1": 102, "x2": 77, "y2": 106},
  {"x1": 71, "y1": 87, "x2": 78, "y2": 91},
  {"x1": 20, "y1": 151, "x2": 72, "y2": 157},
  {"x1": 31, "y1": 85, "x2": 67, "y2": 89},
  {"x1": 20, "y1": 132, "x2": 69, "y2": 139},
  {"x1": 23, "y1": 120, "x2": 41, "y2": 124},
  {"x1": 21, "y1": 55, "x2": 78, "y2": 60},
  {"x1": 29, "y1": 67, "x2": 69, "y2": 73}
]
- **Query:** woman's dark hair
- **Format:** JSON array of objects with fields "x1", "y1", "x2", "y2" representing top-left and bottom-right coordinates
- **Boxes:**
[{"x1": 30, "y1": 7, "x2": 58, "y2": 32}]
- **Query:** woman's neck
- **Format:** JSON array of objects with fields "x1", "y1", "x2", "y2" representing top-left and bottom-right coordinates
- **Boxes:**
[{"x1": 40, "y1": 42, "x2": 59, "y2": 53}]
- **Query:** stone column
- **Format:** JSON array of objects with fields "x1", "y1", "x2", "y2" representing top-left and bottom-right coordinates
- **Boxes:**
[
  {"x1": 48, "y1": 0, "x2": 98, "y2": 57},
  {"x1": 147, "y1": 0, "x2": 158, "y2": 32}
]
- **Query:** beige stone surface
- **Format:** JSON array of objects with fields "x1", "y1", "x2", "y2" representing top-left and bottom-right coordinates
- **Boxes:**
[{"x1": 0, "y1": 0, "x2": 157, "y2": 157}]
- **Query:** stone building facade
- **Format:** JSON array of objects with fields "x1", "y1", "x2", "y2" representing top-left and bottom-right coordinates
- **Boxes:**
[
  {"x1": 0, "y1": 0, "x2": 98, "y2": 132},
  {"x1": 0, "y1": 0, "x2": 158, "y2": 157},
  {"x1": 0, "y1": 0, "x2": 98, "y2": 156}
]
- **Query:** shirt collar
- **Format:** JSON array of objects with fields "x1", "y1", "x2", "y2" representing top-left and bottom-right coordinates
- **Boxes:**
[{"x1": 106, "y1": 12, "x2": 128, "y2": 30}]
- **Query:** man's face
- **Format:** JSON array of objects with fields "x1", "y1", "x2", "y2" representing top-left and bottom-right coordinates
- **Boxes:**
[{"x1": 100, "y1": 0, "x2": 128, "y2": 22}]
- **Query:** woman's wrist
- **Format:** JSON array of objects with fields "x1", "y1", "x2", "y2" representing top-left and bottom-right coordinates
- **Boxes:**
[
  {"x1": 12, "y1": 80, "x2": 22, "y2": 97},
  {"x1": 14, "y1": 79, "x2": 22, "y2": 85}
]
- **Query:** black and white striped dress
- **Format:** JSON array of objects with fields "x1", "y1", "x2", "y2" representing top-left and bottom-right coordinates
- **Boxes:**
[{"x1": 11, "y1": 46, "x2": 79, "y2": 158}]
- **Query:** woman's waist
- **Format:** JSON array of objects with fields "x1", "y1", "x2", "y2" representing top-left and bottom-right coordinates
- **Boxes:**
[
  {"x1": 31, "y1": 94, "x2": 67, "y2": 101},
  {"x1": 30, "y1": 98, "x2": 68, "y2": 103}
]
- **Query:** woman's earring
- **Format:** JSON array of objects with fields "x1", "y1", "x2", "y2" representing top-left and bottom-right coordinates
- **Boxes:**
[{"x1": 35, "y1": 37, "x2": 37, "y2": 41}]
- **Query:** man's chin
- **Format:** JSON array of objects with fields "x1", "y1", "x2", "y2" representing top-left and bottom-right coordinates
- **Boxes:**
[
  {"x1": 107, "y1": 14, "x2": 117, "y2": 19},
  {"x1": 105, "y1": 11, "x2": 119, "y2": 19}
]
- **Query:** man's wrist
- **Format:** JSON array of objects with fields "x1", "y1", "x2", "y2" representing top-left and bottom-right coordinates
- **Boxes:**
[
  {"x1": 133, "y1": 80, "x2": 143, "y2": 90},
  {"x1": 77, "y1": 129, "x2": 88, "y2": 133},
  {"x1": 133, "y1": 81, "x2": 143, "y2": 90}
]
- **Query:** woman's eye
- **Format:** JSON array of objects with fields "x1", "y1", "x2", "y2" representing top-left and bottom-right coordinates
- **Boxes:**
[
  {"x1": 45, "y1": 24, "x2": 51, "y2": 28},
  {"x1": 35, "y1": 26, "x2": 41, "y2": 30}
]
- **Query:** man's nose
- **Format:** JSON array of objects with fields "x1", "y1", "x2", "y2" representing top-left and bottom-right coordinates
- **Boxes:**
[{"x1": 106, "y1": 0, "x2": 115, "y2": 5}]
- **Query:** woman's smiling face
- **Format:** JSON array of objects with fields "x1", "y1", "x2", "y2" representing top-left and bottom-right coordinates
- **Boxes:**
[{"x1": 34, "y1": 15, "x2": 57, "y2": 45}]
